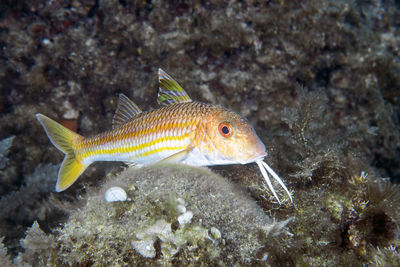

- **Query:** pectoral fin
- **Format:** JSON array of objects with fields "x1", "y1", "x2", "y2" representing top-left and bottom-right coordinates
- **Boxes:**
[{"x1": 161, "y1": 147, "x2": 194, "y2": 164}]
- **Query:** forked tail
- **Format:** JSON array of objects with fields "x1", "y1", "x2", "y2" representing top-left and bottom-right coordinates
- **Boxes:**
[{"x1": 36, "y1": 114, "x2": 88, "y2": 192}]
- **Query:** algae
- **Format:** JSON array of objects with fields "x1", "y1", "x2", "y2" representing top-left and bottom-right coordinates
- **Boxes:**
[
  {"x1": 14, "y1": 164, "x2": 291, "y2": 266},
  {"x1": 0, "y1": 0, "x2": 399, "y2": 265}
]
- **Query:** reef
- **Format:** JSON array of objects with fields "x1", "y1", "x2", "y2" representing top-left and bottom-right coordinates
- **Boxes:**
[
  {"x1": 11, "y1": 164, "x2": 292, "y2": 265},
  {"x1": 0, "y1": 0, "x2": 399, "y2": 265}
]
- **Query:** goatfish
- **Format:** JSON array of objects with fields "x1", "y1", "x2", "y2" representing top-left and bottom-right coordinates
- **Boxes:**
[{"x1": 36, "y1": 69, "x2": 293, "y2": 203}]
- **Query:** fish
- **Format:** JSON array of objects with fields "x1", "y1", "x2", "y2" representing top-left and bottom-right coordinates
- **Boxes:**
[{"x1": 36, "y1": 69, "x2": 293, "y2": 204}]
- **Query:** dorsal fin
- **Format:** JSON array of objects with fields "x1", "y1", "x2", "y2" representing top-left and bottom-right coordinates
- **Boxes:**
[
  {"x1": 112, "y1": 94, "x2": 142, "y2": 129},
  {"x1": 157, "y1": 68, "x2": 192, "y2": 106}
]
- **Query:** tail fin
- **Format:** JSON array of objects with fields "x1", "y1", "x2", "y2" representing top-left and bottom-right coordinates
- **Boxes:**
[{"x1": 35, "y1": 114, "x2": 88, "y2": 192}]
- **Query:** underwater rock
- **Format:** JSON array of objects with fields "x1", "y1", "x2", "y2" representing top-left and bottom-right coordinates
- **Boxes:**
[
  {"x1": 132, "y1": 219, "x2": 175, "y2": 259},
  {"x1": 176, "y1": 204, "x2": 186, "y2": 214},
  {"x1": 0, "y1": 136, "x2": 14, "y2": 169},
  {"x1": 177, "y1": 211, "x2": 193, "y2": 227},
  {"x1": 0, "y1": 237, "x2": 11, "y2": 266},
  {"x1": 15, "y1": 221, "x2": 56, "y2": 266},
  {"x1": 0, "y1": 163, "x2": 59, "y2": 221},
  {"x1": 53, "y1": 164, "x2": 291, "y2": 265},
  {"x1": 131, "y1": 238, "x2": 156, "y2": 258}
]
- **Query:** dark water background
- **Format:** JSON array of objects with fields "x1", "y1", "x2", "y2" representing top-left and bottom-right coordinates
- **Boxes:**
[{"x1": 0, "y1": 1, "x2": 399, "y2": 265}]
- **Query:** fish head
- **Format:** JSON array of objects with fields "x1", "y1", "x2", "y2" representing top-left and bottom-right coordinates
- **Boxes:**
[{"x1": 202, "y1": 106, "x2": 267, "y2": 165}]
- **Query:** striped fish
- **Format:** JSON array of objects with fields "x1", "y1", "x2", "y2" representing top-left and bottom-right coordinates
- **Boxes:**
[{"x1": 36, "y1": 69, "x2": 292, "y2": 203}]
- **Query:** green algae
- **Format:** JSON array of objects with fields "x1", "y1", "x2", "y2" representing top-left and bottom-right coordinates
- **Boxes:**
[{"x1": 13, "y1": 164, "x2": 290, "y2": 266}]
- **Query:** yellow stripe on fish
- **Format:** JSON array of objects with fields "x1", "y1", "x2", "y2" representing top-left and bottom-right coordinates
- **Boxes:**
[{"x1": 36, "y1": 69, "x2": 293, "y2": 204}]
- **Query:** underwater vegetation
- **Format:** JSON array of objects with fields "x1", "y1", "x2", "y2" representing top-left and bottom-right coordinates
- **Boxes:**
[
  {"x1": 0, "y1": 0, "x2": 399, "y2": 265},
  {"x1": 12, "y1": 164, "x2": 293, "y2": 266}
]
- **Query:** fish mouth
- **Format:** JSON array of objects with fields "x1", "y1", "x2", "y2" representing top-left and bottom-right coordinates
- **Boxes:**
[{"x1": 239, "y1": 152, "x2": 267, "y2": 165}]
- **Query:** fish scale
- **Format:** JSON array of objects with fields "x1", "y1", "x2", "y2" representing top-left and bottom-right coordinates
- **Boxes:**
[
  {"x1": 36, "y1": 68, "x2": 293, "y2": 204},
  {"x1": 76, "y1": 102, "x2": 210, "y2": 165}
]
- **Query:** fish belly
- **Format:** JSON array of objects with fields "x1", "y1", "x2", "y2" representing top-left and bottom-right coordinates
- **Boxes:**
[{"x1": 79, "y1": 131, "x2": 192, "y2": 166}]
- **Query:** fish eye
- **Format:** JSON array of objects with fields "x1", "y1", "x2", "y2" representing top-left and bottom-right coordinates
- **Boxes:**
[{"x1": 218, "y1": 122, "x2": 233, "y2": 138}]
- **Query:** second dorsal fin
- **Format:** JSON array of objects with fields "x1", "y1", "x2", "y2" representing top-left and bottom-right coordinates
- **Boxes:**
[
  {"x1": 157, "y1": 68, "x2": 192, "y2": 106},
  {"x1": 112, "y1": 94, "x2": 142, "y2": 129}
]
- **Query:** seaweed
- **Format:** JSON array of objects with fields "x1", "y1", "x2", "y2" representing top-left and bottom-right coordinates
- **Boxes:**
[
  {"x1": 14, "y1": 164, "x2": 293, "y2": 266},
  {"x1": 0, "y1": 0, "x2": 399, "y2": 265}
]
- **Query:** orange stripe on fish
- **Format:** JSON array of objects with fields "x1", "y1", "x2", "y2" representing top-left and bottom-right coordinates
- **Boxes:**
[{"x1": 36, "y1": 69, "x2": 293, "y2": 204}]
